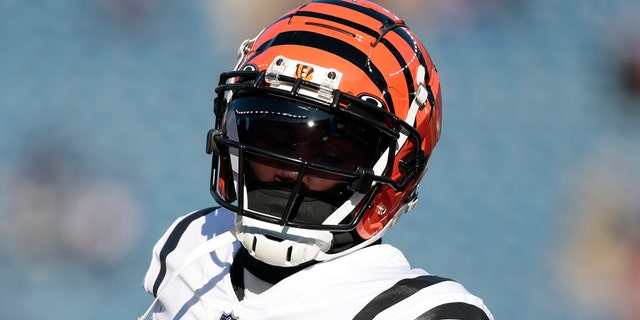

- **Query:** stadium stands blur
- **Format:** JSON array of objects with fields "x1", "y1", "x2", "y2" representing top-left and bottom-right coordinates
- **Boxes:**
[{"x1": 1, "y1": 1, "x2": 639, "y2": 319}]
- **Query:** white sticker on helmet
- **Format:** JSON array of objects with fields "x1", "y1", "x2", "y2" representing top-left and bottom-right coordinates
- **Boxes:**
[{"x1": 265, "y1": 55, "x2": 343, "y2": 103}]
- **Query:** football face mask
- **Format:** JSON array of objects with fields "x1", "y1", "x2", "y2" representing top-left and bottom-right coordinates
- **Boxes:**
[{"x1": 211, "y1": 91, "x2": 397, "y2": 230}]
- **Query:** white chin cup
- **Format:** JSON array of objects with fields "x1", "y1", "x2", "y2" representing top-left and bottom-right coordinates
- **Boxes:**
[{"x1": 235, "y1": 216, "x2": 333, "y2": 267}]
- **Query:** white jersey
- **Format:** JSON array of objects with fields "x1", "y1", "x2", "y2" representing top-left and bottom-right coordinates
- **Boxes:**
[{"x1": 142, "y1": 207, "x2": 494, "y2": 320}]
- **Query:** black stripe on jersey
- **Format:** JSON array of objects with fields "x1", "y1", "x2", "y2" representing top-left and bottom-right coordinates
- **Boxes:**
[
  {"x1": 151, "y1": 207, "x2": 217, "y2": 296},
  {"x1": 353, "y1": 275, "x2": 451, "y2": 320},
  {"x1": 416, "y1": 302, "x2": 491, "y2": 320},
  {"x1": 249, "y1": 31, "x2": 395, "y2": 113}
]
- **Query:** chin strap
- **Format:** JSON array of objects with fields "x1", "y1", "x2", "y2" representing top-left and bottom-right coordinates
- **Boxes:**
[{"x1": 138, "y1": 230, "x2": 237, "y2": 320}]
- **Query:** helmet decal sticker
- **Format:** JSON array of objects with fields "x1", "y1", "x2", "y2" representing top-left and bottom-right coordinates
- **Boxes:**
[{"x1": 294, "y1": 63, "x2": 315, "y2": 81}]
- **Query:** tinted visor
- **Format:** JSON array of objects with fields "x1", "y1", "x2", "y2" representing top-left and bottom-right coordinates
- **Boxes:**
[
  {"x1": 223, "y1": 94, "x2": 389, "y2": 228},
  {"x1": 229, "y1": 95, "x2": 383, "y2": 170}
]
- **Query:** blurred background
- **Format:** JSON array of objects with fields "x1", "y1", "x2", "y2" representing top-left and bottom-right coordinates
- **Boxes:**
[{"x1": 1, "y1": 0, "x2": 639, "y2": 319}]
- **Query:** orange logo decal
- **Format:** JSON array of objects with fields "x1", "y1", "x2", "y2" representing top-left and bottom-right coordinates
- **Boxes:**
[{"x1": 294, "y1": 64, "x2": 314, "y2": 81}]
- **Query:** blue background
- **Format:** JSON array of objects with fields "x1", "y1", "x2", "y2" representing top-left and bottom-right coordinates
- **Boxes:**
[{"x1": 1, "y1": 1, "x2": 640, "y2": 319}]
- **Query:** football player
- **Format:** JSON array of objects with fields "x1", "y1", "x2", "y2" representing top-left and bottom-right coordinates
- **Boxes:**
[{"x1": 141, "y1": 1, "x2": 494, "y2": 319}]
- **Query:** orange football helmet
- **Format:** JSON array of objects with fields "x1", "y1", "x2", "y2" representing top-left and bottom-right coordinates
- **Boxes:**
[{"x1": 207, "y1": 0, "x2": 441, "y2": 266}]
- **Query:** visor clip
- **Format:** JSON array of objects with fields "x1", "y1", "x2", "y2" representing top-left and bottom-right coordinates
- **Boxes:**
[
  {"x1": 206, "y1": 129, "x2": 224, "y2": 155},
  {"x1": 352, "y1": 166, "x2": 375, "y2": 194}
]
